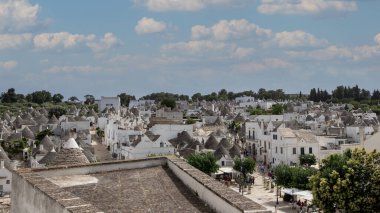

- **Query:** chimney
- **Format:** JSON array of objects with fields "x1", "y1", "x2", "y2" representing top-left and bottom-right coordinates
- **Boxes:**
[
  {"x1": 0, "y1": 160, "x2": 4, "y2": 169},
  {"x1": 39, "y1": 144, "x2": 44, "y2": 152}
]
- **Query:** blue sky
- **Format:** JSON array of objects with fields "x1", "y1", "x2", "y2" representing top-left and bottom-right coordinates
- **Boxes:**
[{"x1": 0, "y1": 0, "x2": 379, "y2": 99}]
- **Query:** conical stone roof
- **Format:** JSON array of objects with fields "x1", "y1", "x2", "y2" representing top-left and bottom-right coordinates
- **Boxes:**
[
  {"x1": 22, "y1": 126, "x2": 35, "y2": 139},
  {"x1": 13, "y1": 116, "x2": 24, "y2": 127},
  {"x1": 213, "y1": 116, "x2": 224, "y2": 126},
  {"x1": 48, "y1": 115, "x2": 59, "y2": 124},
  {"x1": 2, "y1": 113, "x2": 11, "y2": 122},
  {"x1": 38, "y1": 148, "x2": 57, "y2": 165},
  {"x1": 205, "y1": 135, "x2": 219, "y2": 150},
  {"x1": 34, "y1": 114, "x2": 49, "y2": 124},
  {"x1": 47, "y1": 149, "x2": 89, "y2": 166},
  {"x1": 63, "y1": 138, "x2": 80, "y2": 149},
  {"x1": 214, "y1": 145, "x2": 231, "y2": 160},
  {"x1": 31, "y1": 110, "x2": 41, "y2": 118},
  {"x1": 21, "y1": 112, "x2": 33, "y2": 120},
  {"x1": 41, "y1": 135, "x2": 54, "y2": 152},
  {"x1": 218, "y1": 138, "x2": 232, "y2": 149},
  {"x1": 229, "y1": 144, "x2": 241, "y2": 159}
]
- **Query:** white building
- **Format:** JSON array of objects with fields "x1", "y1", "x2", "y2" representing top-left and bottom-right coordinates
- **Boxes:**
[
  {"x1": 98, "y1": 96, "x2": 121, "y2": 114},
  {"x1": 235, "y1": 96, "x2": 255, "y2": 103}
]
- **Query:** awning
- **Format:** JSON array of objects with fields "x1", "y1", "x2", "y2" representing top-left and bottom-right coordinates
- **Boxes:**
[
  {"x1": 294, "y1": 190, "x2": 313, "y2": 201},
  {"x1": 281, "y1": 188, "x2": 300, "y2": 195}
]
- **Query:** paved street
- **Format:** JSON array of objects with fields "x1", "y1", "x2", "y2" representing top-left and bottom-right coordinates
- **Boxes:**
[{"x1": 230, "y1": 172, "x2": 297, "y2": 213}]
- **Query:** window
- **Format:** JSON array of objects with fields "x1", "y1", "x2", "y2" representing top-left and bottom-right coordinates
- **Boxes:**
[
  {"x1": 273, "y1": 134, "x2": 277, "y2": 140},
  {"x1": 6, "y1": 180, "x2": 10, "y2": 184},
  {"x1": 309, "y1": 147, "x2": 313, "y2": 154},
  {"x1": 280, "y1": 147, "x2": 283, "y2": 154},
  {"x1": 273, "y1": 158, "x2": 275, "y2": 163},
  {"x1": 300, "y1": 147, "x2": 305, "y2": 155},
  {"x1": 160, "y1": 142, "x2": 164, "y2": 147},
  {"x1": 276, "y1": 147, "x2": 278, "y2": 153},
  {"x1": 293, "y1": 148, "x2": 296, "y2": 155},
  {"x1": 222, "y1": 161, "x2": 225, "y2": 166}
]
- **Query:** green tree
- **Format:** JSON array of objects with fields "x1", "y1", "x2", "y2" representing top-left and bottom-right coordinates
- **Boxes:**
[
  {"x1": 68, "y1": 96, "x2": 79, "y2": 102},
  {"x1": 185, "y1": 118, "x2": 196, "y2": 124},
  {"x1": 187, "y1": 153, "x2": 220, "y2": 175},
  {"x1": 84, "y1": 94, "x2": 95, "y2": 105},
  {"x1": 48, "y1": 106, "x2": 67, "y2": 118},
  {"x1": 35, "y1": 129, "x2": 53, "y2": 141},
  {"x1": 52, "y1": 93, "x2": 64, "y2": 103},
  {"x1": 160, "y1": 98, "x2": 176, "y2": 109},
  {"x1": 271, "y1": 104, "x2": 284, "y2": 115},
  {"x1": 273, "y1": 164, "x2": 316, "y2": 190},
  {"x1": 26, "y1": 90, "x2": 52, "y2": 104},
  {"x1": 118, "y1": 93, "x2": 136, "y2": 106},
  {"x1": 310, "y1": 149, "x2": 380, "y2": 212},
  {"x1": 233, "y1": 157, "x2": 256, "y2": 175},
  {"x1": 299, "y1": 154, "x2": 317, "y2": 166},
  {"x1": 1, "y1": 88, "x2": 18, "y2": 103}
]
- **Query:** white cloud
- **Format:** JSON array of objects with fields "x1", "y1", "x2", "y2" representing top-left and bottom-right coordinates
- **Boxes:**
[
  {"x1": 232, "y1": 47, "x2": 254, "y2": 58},
  {"x1": 162, "y1": 40, "x2": 229, "y2": 54},
  {"x1": 33, "y1": 32, "x2": 94, "y2": 49},
  {"x1": 134, "y1": 0, "x2": 251, "y2": 12},
  {"x1": 234, "y1": 58, "x2": 291, "y2": 73},
  {"x1": 287, "y1": 45, "x2": 380, "y2": 61},
  {"x1": 33, "y1": 32, "x2": 122, "y2": 52},
  {"x1": 86, "y1": 33, "x2": 122, "y2": 52},
  {"x1": 44, "y1": 65, "x2": 103, "y2": 74},
  {"x1": 0, "y1": 0, "x2": 40, "y2": 32},
  {"x1": 191, "y1": 19, "x2": 272, "y2": 41},
  {"x1": 135, "y1": 17, "x2": 167, "y2": 34},
  {"x1": 374, "y1": 33, "x2": 380, "y2": 45},
  {"x1": 268, "y1": 30, "x2": 328, "y2": 48},
  {"x1": 0, "y1": 33, "x2": 32, "y2": 49},
  {"x1": 0, "y1": 60, "x2": 17, "y2": 69},
  {"x1": 258, "y1": 0, "x2": 357, "y2": 15}
]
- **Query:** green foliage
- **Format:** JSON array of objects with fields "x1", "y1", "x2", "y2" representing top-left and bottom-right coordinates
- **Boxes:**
[
  {"x1": 68, "y1": 96, "x2": 79, "y2": 102},
  {"x1": 84, "y1": 94, "x2": 95, "y2": 105},
  {"x1": 187, "y1": 152, "x2": 220, "y2": 175},
  {"x1": 96, "y1": 127, "x2": 104, "y2": 138},
  {"x1": 52, "y1": 93, "x2": 64, "y2": 103},
  {"x1": 233, "y1": 157, "x2": 256, "y2": 175},
  {"x1": 160, "y1": 98, "x2": 176, "y2": 109},
  {"x1": 48, "y1": 106, "x2": 67, "y2": 118},
  {"x1": 118, "y1": 93, "x2": 136, "y2": 106},
  {"x1": 273, "y1": 164, "x2": 317, "y2": 190},
  {"x1": 299, "y1": 154, "x2": 317, "y2": 166},
  {"x1": 1, "y1": 88, "x2": 19, "y2": 103},
  {"x1": 185, "y1": 118, "x2": 196, "y2": 124},
  {"x1": 26, "y1": 90, "x2": 52, "y2": 104},
  {"x1": 271, "y1": 104, "x2": 285, "y2": 115},
  {"x1": 35, "y1": 129, "x2": 53, "y2": 141},
  {"x1": 141, "y1": 92, "x2": 188, "y2": 102},
  {"x1": 2, "y1": 138, "x2": 28, "y2": 155},
  {"x1": 310, "y1": 148, "x2": 380, "y2": 212}
]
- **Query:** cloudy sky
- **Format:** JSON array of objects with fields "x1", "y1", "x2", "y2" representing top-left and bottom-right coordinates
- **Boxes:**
[{"x1": 0, "y1": 0, "x2": 379, "y2": 99}]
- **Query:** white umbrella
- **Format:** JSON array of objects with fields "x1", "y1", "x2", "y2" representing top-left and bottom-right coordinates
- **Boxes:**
[
  {"x1": 294, "y1": 190, "x2": 313, "y2": 201},
  {"x1": 281, "y1": 188, "x2": 300, "y2": 195}
]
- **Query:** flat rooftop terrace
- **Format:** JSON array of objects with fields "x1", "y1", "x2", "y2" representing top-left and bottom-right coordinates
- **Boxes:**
[
  {"x1": 53, "y1": 166, "x2": 213, "y2": 212},
  {"x1": 11, "y1": 157, "x2": 269, "y2": 213}
]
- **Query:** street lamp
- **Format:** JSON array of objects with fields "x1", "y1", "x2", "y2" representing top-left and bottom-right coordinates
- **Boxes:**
[{"x1": 274, "y1": 177, "x2": 279, "y2": 205}]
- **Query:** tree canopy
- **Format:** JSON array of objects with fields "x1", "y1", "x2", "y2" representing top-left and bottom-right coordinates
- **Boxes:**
[
  {"x1": 160, "y1": 98, "x2": 176, "y2": 109},
  {"x1": 233, "y1": 157, "x2": 256, "y2": 176},
  {"x1": 310, "y1": 149, "x2": 380, "y2": 212},
  {"x1": 187, "y1": 152, "x2": 220, "y2": 175},
  {"x1": 273, "y1": 164, "x2": 317, "y2": 190},
  {"x1": 299, "y1": 154, "x2": 317, "y2": 166},
  {"x1": 118, "y1": 93, "x2": 136, "y2": 106}
]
